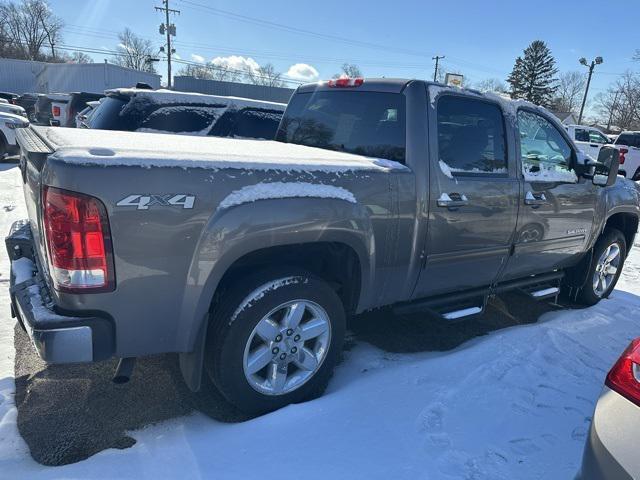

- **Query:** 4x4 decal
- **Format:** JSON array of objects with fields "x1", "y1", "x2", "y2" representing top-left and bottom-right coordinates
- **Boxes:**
[{"x1": 116, "y1": 194, "x2": 196, "y2": 210}]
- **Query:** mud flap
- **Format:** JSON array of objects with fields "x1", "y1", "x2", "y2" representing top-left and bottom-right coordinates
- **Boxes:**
[{"x1": 179, "y1": 314, "x2": 209, "y2": 392}]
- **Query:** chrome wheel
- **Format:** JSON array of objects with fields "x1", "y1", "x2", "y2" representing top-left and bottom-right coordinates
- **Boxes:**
[
  {"x1": 593, "y1": 243, "x2": 621, "y2": 297},
  {"x1": 243, "y1": 300, "x2": 331, "y2": 396}
]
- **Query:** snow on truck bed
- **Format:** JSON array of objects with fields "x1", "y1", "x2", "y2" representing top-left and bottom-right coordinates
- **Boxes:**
[{"x1": 39, "y1": 127, "x2": 408, "y2": 173}]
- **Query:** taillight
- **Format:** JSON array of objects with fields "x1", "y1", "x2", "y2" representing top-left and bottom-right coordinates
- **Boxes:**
[
  {"x1": 43, "y1": 187, "x2": 115, "y2": 292},
  {"x1": 327, "y1": 77, "x2": 364, "y2": 88},
  {"x1": 619, "y1": 148, "x2": 628, "y2": 165},
  {"x1": 605, "y1": 338, "x2": 640, "y2": 407},
  {"x1": 52, "y1": 105, "x2": 61, "y2": 117}
]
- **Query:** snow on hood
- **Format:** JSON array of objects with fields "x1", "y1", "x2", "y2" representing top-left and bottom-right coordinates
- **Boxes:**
[{"x1": 41, "y1": 127, "x2": 410, "y2": 173}]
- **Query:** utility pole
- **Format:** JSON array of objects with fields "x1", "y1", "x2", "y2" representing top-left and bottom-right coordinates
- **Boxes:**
[
  {"x1": 155, "y1": 0, "x2": 180, "y2": 88},
  {"x1": 578, "y1": 56, "x2": 603, "y2": 125},
  {"x1": 432, "y1": 55, "x2": 445, "y2": 82}
]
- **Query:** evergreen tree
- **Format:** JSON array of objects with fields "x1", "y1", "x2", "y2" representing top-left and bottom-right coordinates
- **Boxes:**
[{"x1": 507, "y1": 41, "x2": 558, "y2": 107}]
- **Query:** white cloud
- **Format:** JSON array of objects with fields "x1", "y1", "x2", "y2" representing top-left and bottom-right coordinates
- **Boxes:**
[
  {"x1": 286, "y1": 63, "x2": 319, "y2": 81},
  {"x1": 211, "y1": 55, "x2": 260, "y2": 74},
  {"x1": 191, "y1": 53, "x2": 205, "y2": 63}
]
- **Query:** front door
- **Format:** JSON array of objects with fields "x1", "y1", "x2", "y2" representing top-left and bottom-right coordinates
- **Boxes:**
[
  {"x1": 413, "y1": 93, "x2": 520, "y2": 299},
  {"x1": 501, "y1": 108, "x2": 597, "y2": 281}
]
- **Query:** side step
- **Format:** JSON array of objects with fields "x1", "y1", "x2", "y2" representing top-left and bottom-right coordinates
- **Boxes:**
[{"x1": 393, "y1": 288, "x2": 488, "y2": 321}]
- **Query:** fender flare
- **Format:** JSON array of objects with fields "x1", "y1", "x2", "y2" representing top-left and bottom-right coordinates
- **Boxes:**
[{"x1": 177, "y1": 197, "x2": 375, "y2": 391}]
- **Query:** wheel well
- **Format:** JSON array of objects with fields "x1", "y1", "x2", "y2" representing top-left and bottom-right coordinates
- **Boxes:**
[
  {"x1": 213, "y1": 242, "x2": 362, "y2": 315},
  {"x1": 605, "y1": 213, "x2": 638, "y2": 253}
]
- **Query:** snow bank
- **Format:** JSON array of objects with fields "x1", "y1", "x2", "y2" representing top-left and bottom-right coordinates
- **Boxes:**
[
  {"x1": 41, "y1": 127, "x2": 407, "y2": 173},
  {"x1": 218, "y1": 182, "x2": 357, "y2": 210}
]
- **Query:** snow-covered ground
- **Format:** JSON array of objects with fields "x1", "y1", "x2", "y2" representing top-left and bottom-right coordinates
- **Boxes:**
[{"x1": 1, "y1": 162, "x2": 639, "y2": 479}]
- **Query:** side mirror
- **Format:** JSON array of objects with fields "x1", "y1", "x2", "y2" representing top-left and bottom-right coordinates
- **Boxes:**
[{"x1": 592, "y1": 146, "x2": 620, "y2": 187}]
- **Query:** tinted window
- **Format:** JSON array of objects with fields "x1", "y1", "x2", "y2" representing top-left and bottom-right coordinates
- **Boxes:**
[
  {"x1": 87, "y1": 96, "x2": 130, "y2": 130},
  {"x1": 437, "y1": 95, "x2": 507, "y2": 175},
  {"x1": 616, "y1": 133, "x2": 640, "y2": 148},
  {"x1": 138, "y1": 106, "x2": 220, "y2": 134},
  {"x1": 574, "y1": 128, "x2": 590, "y2": 142},
  {"x1": 517, "y1": 110, "x2": 576, "y2": 182},
  {"x1": 276, "y1": 91, "x2": 406, "y2": 162},
  {"x1": 229, "y1": 108, "x2": 283, "y2": 139}
]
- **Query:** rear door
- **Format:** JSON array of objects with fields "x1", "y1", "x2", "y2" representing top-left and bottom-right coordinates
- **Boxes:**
[
  {"x1": 413, "y1": 92, "x2": 520, "y2": 298},
  {"x1": 572, "y1": 127, "x2": 601, "y2": 158},
  {"x1": 501, "y1": 108, "x2": 597, "y2": 280}
]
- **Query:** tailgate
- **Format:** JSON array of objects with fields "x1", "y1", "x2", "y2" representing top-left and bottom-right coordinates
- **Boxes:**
[{"x1": 15, "y1": 126, "x2": 55, "y2": 280}]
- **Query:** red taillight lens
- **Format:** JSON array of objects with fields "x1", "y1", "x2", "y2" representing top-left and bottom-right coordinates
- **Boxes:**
[
  {"x1": 605, "y1": 338, "x2": 640, "y2": 407},
  {"x1": 43, "y1": 187, "x2": 114, "y2": 292},
  {"x1": 52, "y1": 105, "x2": 61, "y2": 116},
  {"x1": 327, "y1": 77, "x2": 364, "y2": 88},
  {"x1": 619, "y1": 148, "x2": 628, "y2": 165}
]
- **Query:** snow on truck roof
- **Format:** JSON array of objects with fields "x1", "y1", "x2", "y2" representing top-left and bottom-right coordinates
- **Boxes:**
[
  {"x1": 105, "y1": 88, "x2": 287, "y2": 110},
  {"x1": 39, "y1": 126, "x2": 408, "y2": 173}
]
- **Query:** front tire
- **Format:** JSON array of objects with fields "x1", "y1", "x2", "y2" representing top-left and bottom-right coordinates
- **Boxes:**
[
  {"x1": 205, "y1": 269, "x2": 346, "y2": 415},
  {"x1": 578, "y1": 228, "x2": 626, "y2": 306}
]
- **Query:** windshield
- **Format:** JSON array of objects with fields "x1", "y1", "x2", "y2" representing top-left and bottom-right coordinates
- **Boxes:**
[{"x1": 276, "y1": 91, "x2": 406, "y2": 162}]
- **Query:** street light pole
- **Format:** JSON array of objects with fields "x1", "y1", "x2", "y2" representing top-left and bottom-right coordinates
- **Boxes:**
[{"x1": 578, "y1": 56, "x2": 603, "y2": 125}]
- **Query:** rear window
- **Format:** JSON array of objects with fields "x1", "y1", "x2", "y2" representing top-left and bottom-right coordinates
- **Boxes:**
[
  {"x1": 229, "y1": 108, "x2": 283, "y2": 139},
  {"x1": 276, "y1": 91, "x2": 406, "y2": 162},
  {"x1": 138, "y1": 106, "x2": 221, "y2": 134},
  {"x1": 87, "y1": 96, "x2": 130, "y2": 130},
  {"x1": 615, "y1": 133, "x2": 640, "y2": 148}
]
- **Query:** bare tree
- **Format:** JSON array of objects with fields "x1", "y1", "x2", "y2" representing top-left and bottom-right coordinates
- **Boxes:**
[
  {"x1": 595, "y1": 72, "x2": 640, "y2": 131},
  {"x1": 333, "y1": 63, "x2": 362, "y2": 79},
  {"x1": 553, "y1": 71, "x2": 586, "y2": 114},
  {"x1": 475, "y1": 78, "x2": 507, "y2": 93},
  {"x1": 69, "y1": 51, "x2": 92, "y2": 64},
  {"x1": 114, "y1": 28, "x2": 156, "y2": 72},
  {"x1": 244, "y1": 63, "x2": 284, "y2": 87},
  {"x1": 178, "y1": 63, "x2": 214, "y2": 80},
  {"x1": 0, "y1": 0, "x2": 63, "y2": 60}
]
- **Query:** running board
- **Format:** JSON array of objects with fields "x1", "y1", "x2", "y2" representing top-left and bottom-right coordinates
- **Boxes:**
[{"x1": 441, "y1": 306, "x2": 484, "y2": 320}]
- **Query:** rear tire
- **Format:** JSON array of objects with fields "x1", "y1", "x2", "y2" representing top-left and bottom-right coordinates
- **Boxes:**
[
  {"x1": 577, "y1": 228, "x2": 626, "y2": 306},
  {"x1": 205, "y1": 269, "x2": 345, "y2": 415}
]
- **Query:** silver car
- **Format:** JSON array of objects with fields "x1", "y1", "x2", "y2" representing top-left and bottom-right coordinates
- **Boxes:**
[{"x1": 578, "y1": 338, "x2": 640, "y2": 479}]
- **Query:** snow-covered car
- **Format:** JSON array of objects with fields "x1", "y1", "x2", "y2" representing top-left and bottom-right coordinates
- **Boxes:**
[
  {"x1": 0, "y1": 111, "x2": 29, "y2": 157},
  {"x1": 7, "y1": 78, "x2": 638, "y2": 416},
  {"x1": 86, "y1": 88, "x2": 286, "y2": 140},
  {"x1": 0, "y1": 102, "x2": 27, "y2": 118},
  {"x1": 578, "y1": 337, "x2": 640, "y2": 479},
  {"x1": 613, "y1": 131, "x2": 640, "y2": 180},
  {"x1": 565, "y1": 125, "x2": 610, "y2": 159}
]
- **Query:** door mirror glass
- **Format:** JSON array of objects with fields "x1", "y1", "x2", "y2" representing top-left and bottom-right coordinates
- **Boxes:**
[{"x1": 592, "y1": 146, "x2": 620, "y2": 187}]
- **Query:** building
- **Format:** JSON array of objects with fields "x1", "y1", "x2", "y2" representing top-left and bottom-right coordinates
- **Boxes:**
[
  {"x1": 0, "y1": 58, "x2": 161, "y2": 94},
  {"x1": 173, "y1": 76, "x2": 294, "y2": 103},
  {"x1": 550, "y1": 110, "x2": 578, "y2": 125}
]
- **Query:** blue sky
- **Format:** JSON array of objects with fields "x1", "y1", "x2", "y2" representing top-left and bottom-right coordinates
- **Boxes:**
[{"x1": 54, "y1": 0, "x2": 638, "y2": 108}]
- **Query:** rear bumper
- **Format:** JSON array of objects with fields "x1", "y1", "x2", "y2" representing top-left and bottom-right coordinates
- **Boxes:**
[{"x1": 6, "y1": 220, "x2": 114, "y2": 363}]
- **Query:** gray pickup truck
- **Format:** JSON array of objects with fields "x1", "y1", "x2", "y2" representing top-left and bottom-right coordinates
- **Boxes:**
[{"x1": 7, "y1": 78, "x2": 640, "y2": 415}]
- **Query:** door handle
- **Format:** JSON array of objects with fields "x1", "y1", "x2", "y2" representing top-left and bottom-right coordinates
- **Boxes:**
[
  {"x1": 524, "y1": 191, "x2": 547, "y2": 206},
  {"x1": 590, "y1": 144, "x2": 598, "y2": 148},
  {"x1": 437, "y1": 192, "x2": 469, "y2": 208}
]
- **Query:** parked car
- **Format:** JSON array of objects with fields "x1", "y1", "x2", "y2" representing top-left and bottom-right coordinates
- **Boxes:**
[
  {"x1": 613, "y1": 131, "x2": 640, "y2": 180},
  {"x1": 0, "y1": 91, "x2": 18, "y2": 103},
  {"x1": 0, "y1": 111, "x2": 29, "y2": 157},
  {"x1": 607, "y1": 134, "x2": 618, "y2": 143},
  {"x1": 0, "y1": 102, "x2": 27, "y2": 118},
  {"x1": 53, "y1": 92, "x2": 104, "y2": 128},
  {"x1": 75, "y1": 100, "x2": 101, "y2": 128},
  {"x1": 14, "y1": 93, "x2": 39, "y2": 120},
  {"x1": 8, "y1": 78, "x2": 637, "y2": 416},
  {"x1": 565, "y1": 125, "x2": 611, "y2": 159},
  {"x1": 577, "y1": 338, "x2": 640, "y2": 479},
  {"x1": 87, "y1": 88, "x2": 286, "y2": 139},
  {"x1": 48, "y1": 93, "x2": 71, "y2": 127},
  {"x1": 33, "y1": 94, "x2": 53, "y2": 125}
]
